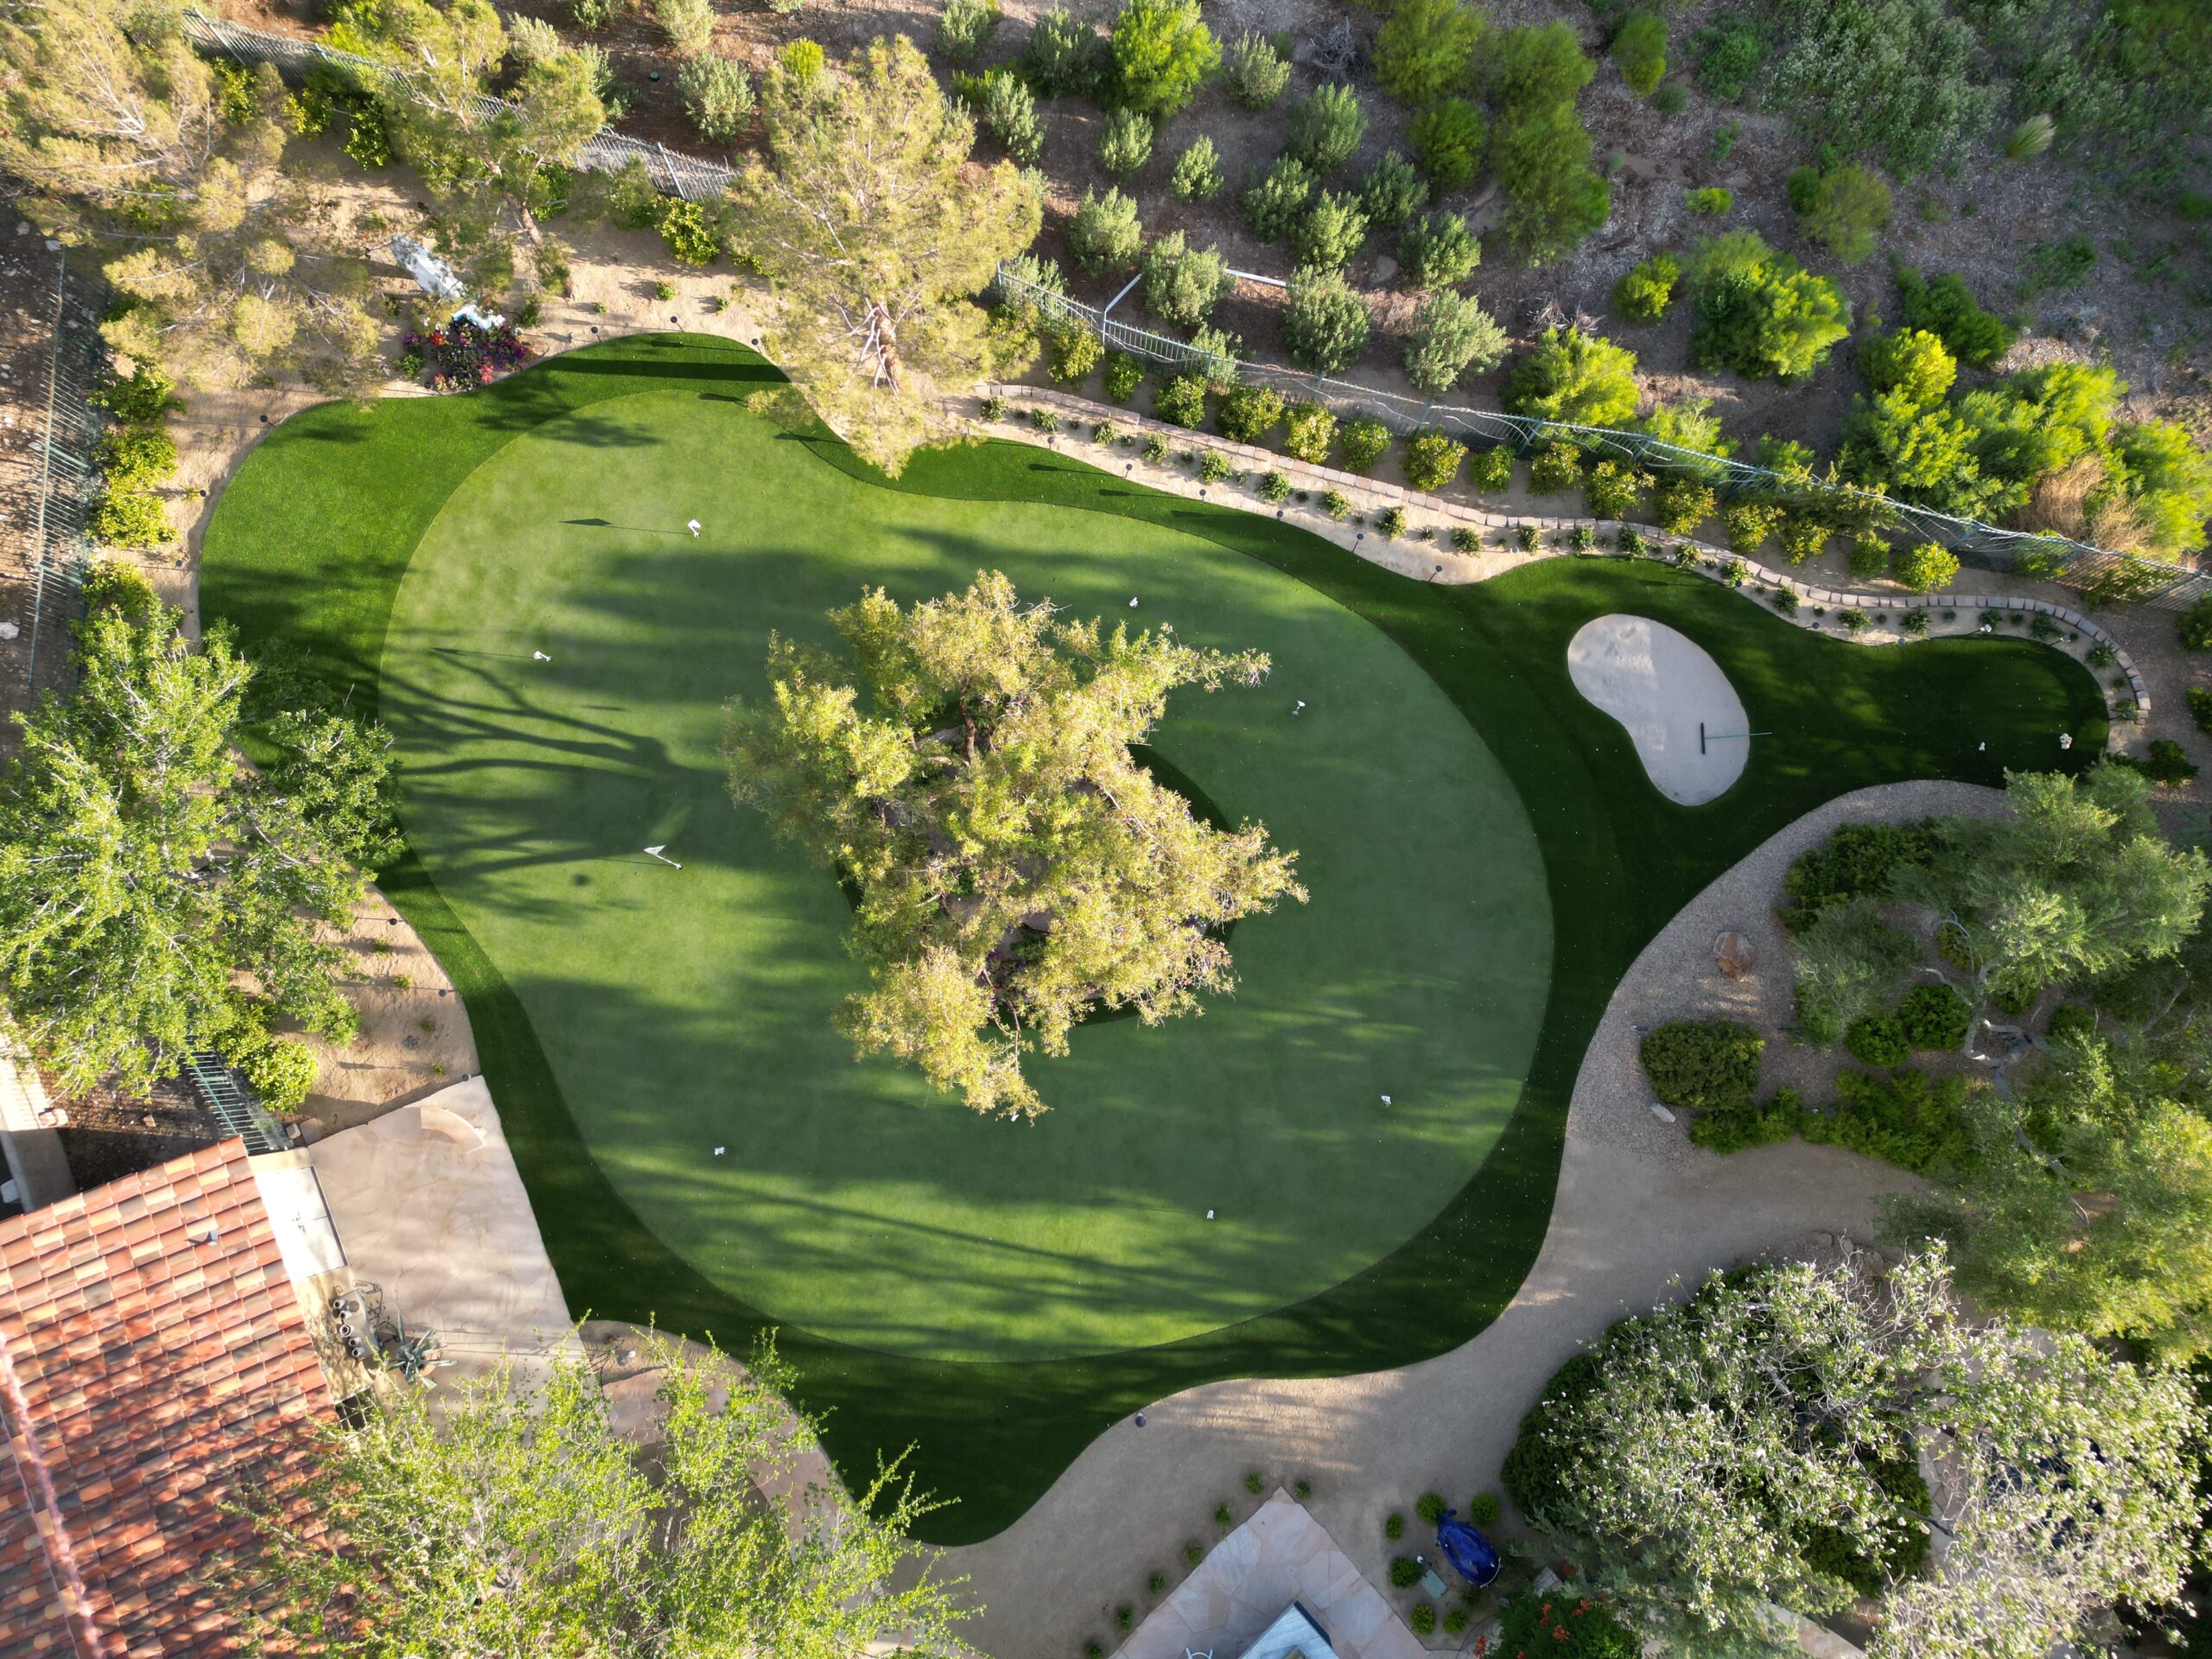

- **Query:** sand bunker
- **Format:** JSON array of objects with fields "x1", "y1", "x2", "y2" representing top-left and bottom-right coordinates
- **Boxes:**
[{"x1": 1567, "y1": 614, "x2": 1749, "y2": 805}]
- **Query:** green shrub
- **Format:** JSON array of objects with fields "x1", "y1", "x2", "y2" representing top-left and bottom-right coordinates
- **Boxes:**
[
  {"x1": 2189, "y1": 686, "x2": 2212, "y2": 735},
  {"x1": 1182, "y1": 1539, "x2": 1203, "y2": 1567},
  {"x1": 1405, "y1": 291, "x2": 1505, "y2": 394},
  {"x1": 658, "y1": 198, "x2": 721, "y2": 265},
  {"x1": 1770, "y1": 587, "x2": 1801, "y2": 615},
  {"x1": 239, "y1": 1036, "x2": 320, "y2": 1116},
  {"x1": 1891, "y1": 541, "x2": 1958, "y2": 593},
  {"x1": 1029, "y1": 406, "x2": 1063, "y2": 435},
  {"x1": 1452, "y1": 526, "x2": 1480, "y2": 551},
  {"x1": 1222, "y1": 29, "x2": 1290, "y2": 110},
  {"x1": 1443, "y1": 1609, "x2": 1469, "y2": 1636},
  {"x1": 2022, "y1": 234, "x2": 2097, "y2": 296},
  {"x1": 1321, "y1": 489, "x2": 1351, "y2": 521},
  {"x1": 1694, "y1": 18, "x2": 1764, "y2": 100},
  {"x1": 1069, "y1": 188, "x2": 1143, "y2": 276},
  {"x1": 1529, "y1": 442, "x2": 1583, "y2": 493},
  {"x1": 1688, "y1": 231, "x2": 1850, "y2": 382},
  {"x1": 1243, "y1": 1470, "x2": 1264, "y2": 1495},
  {"x1": 1517, "y1": 522, "x2": 1541, "y2": 551},
  {"x1": 1384, "y1": 1512, "x2": 1405, "y2": 1540},
  {"x1": 1144, "y1": 232, "x2": 1230, "y2": 328},
  {"x1": 96, "y1": 360, "x2": 179, "y2": 425},
  {"x1": 1491, "y1": 99, "x2": 1611, "y2": 264},
  {"x1": 1143, "y1": 434, "x2": 1170, "y2": 463},
  {"x1": 1654, "y1": 479, "x2": 1717, "y2": 536},
  {"x1": 1778, "y1": 513, "x2": 1828, "y2": 565},
  {"x1": 1397, "y1": 211, "x2": 1479, "y2": 289},
  {"x1": 1466, "y1": 448, "x2": 1514, "y2": 493},
  {"x1": 1501, "y1": 1350, "x2": 1604, "y2": 1522},
  {"x1": 1376, "y1": 505, "x2": 1407, "y2": 537},
  {"x1": 1026, "y1": 6, "x2": 1100, "y2": 95},
  {"x1": 1388, "y1": 1555, "x2": 1421, "y2": 1588},
  {"x1": 1213, "y1": 1501, "x2": 1233, "y2": 1527},
  {"x1": 936, "y1": 0, "x2": 999, "y2": 63},
  {"x1": 1687, "y1": 186, "x2": 1733, "y2": 215},
  {"x1": 1574, "y1": 523, "x2": 1601, "y2": 551},
  {"x1": 1045, "y1": 324, "x2": 1103, "y2": 385},
  {"x1": 980, "y1": 394, "x2": 1007, "y2": 422},
  {"x1": 1723, "y1": 500, "x2": 1783, "y2": 553},
  {"x1": 1338, "y1": 419, "x2": 1390, "y2": 474},
  {"x1": 1281, "y1": 270, "x2": 1370, "y2": 373},
  {"x1": 1403, "y1": 431, "x2": 1467, "y2": 493},
  {"x1": 89, "y1": 487, "x2": 173, "y2": 548},
  {"x1": 679, "y1": 54, "x2": 754, "y2": 141},
  {"x1": 1845, "y1": 531, "x2": 1889, "y2": 581},
  {"x1": 2178, "y1": 593, "x2": 2212, "y2": 651},
  {"x1": 1098, "y1": 108, "x2": 1155, "y2": 177},
  {"x1": 1504, "y1": 327, "x2": 1640, "y2": 427},
  {"x1": 1408, "y1": 1605, "x2": 1437, "y2": 1637},
  {"x1": 1896, "y1": 267, "x2": 2013, "y2": 368},
  {"x1": 99, "y1": 425, "x2": 177, "y2": 492},
  {"x1": 1640, "y1": 1020, "x2": 1763, "y2": 1114},
  {"x1": 1287, "y1": 82, "x2": 1366, "y2": 174},
  {"x1": 1897, "y1": 984, "x2": 1970, "y2": 1050},
  {"x1": 2116, "y1": 738, "x2": 2201, "y2": 787},
  {"x1": 2047, "y1": 1004, "x2": 2097, "y2": 1046},
  {"x1": 1414, "y1": 1491, "x2": 1447, "y2": 1524},
  {"x1": 1092, "y1": 421, "x2": 1117, "y2": 445},
  {"x1": 1109, "y1": 0, "x2": 1220, "y2": 119},
  {"x1": 962, "y1": 67, "x2": 1042, "y2": 162},
  {"x1": 1281, "y1": 401, "x2": 1337, "y2": 464},
  {"x1": 1466, "y1": 1491, "x2": 1500, "y2": 1526},
  {"x1": 1651, "y1": 79, "x2": 1688, "y2": 114},
  {"x1": 1358, "y1": 150, "x2": 1429, "y2": 229},
  {"x1": 1689, "y1": 1089, "x2": 1803, "y2": 1153},
  {"x1": 1169, "y1": 136, "x2": 1225, "y2": 201},
  {"x1": 1902, "y1": 608, "x2": 1929, "y2": 636},
  {"x1": 1408, "y1": 98, "x2": 1485, "y2": 191},
  {"x1": 1801, "y1": 1068, "x2": 1969, "y2": 1174},
  {"x1": 1240, "y1": 156, "x2": 1315, "y2": 242},
  {"x1": 1377, "y1": 0, "x2": 1485, "y2": 103},
  {"x1": 1613, "y1": 253, "x2": 1680, "y2": 322},
  {"x1": 1258, "y1": 470, "x2": 1293, "y2": 504},
  {"x1": 1490, "y1": 19, "x2": 1595, "y2": 104},
  {"x1": 1765, "y1": 0, "x2": 1996, "y2": 178},
  {"x1": 1794, "y1": 163, "x2": 1892, "y2": 266},
  {"x1": 1611, "y1": 10, "x2": 1667, "y2": 96},
  {"x1": 1583, "y1": 459, "x2": 1649, "y2": 520},
  {"x1": 1844, "y1": 1013, "x2": 1910, "y2": 1067},
  {"x1": 1217, "y1": 384, "x2": 1286, "y2": 445},
  {"x1": 1153, "y1": 372, "x2": 1209, "y2": 429},
  {"x1": 1103, "y1": 351, "x2": 1145, "y2": 404},
  {"x1": 1291, "y1": 190, "x2": 1370, "y2": 272}
]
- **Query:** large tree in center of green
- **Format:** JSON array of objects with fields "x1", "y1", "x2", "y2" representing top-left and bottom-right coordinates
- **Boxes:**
[
  {"x1": 724, "y1": 571, "x2": 1306, "y2": 1119},
  {"x1": 0, "y1": 567, "x2": 364, "y2": 1096},
  {"x1": 730, "y1": 36, "x2": 1041, "y2": 477}
]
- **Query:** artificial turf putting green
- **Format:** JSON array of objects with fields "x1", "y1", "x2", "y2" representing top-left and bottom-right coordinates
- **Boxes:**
[
  {"x1": 378, "y1": 388, "x2": 1553, "y2": 1363},
  {"x1": 202, "y1": 334, "x2": 2107, "y2": 1541}
]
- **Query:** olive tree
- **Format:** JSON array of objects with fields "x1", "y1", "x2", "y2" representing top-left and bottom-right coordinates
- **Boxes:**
[{"x1": 723, "y1": 573, "x2": 1305, "y2": 1119}]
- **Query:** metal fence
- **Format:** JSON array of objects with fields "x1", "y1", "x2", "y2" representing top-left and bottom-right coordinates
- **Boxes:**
[
  {"x1": 180, "y1": 9, "x2": 739, "y2": 202},
  {"x1": 993, "y1": 269, "x2": 2212, "y2": 612},
  {"x1": 22, "y1": 257, "x2": 105, "y2": 705},
  {"x1": 176, "y1": 7, "x2": 2210, "y2": 609}
]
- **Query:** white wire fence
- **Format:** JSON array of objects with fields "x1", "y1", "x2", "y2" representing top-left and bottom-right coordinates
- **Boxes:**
[
  {"x1": 21, "y1": 258, "x2": 106, "y2": 707},
  {"x1": 179, "y1": 8, "x2": 2211, "y2": 611},
  {"x1": 181, "y1": 9, "x2": 738, "y2": 201},
  {"x1": 991, "y1": 269, "x2": 2212, "y2": 613}
]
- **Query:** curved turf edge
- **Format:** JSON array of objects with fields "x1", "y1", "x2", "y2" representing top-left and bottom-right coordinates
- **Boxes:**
[{"x1": 200, "y1": 336, "x2": 2107, "y2": 1544}]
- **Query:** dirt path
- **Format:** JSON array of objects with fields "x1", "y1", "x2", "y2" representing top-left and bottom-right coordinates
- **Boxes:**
[{"x1": 938, "y1": 781, "x2": 1992, "y2": 1659}]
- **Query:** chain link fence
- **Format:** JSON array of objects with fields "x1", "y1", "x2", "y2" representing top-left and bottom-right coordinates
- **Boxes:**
[
  {"x1": 175, "y1": 8, "x2": 2210, "y2": 611},
  {"x1": 181, "y1": 9, "x2": 738, "y2": 201},
  {"x1": 993, "y1": 269, "x2": 2212, "y2": 613},
  {"x1": 21, "y1": 257, "x2": 105, "y2": 709}
]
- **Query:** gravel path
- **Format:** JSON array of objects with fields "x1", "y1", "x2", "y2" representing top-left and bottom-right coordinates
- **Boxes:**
[{"x1": 941, "y1": 782, "x2": 1994, "y2": 1659}]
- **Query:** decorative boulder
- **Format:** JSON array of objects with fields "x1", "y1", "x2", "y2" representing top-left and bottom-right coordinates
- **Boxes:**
[{"x1": 1714, "y1": 930, "x2": 1757, "y2": 979}]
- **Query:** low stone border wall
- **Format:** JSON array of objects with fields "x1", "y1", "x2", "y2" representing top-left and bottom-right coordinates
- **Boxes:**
[{"x1": 976, "y1": 384, "x2": 2150, "y2": 740}]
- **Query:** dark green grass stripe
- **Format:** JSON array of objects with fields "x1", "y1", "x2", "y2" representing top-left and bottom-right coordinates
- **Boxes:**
[{"x1": 202, "y1": 338, "x2": 2107, "y2": 1544}]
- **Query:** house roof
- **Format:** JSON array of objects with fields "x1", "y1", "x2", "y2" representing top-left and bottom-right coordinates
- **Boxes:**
[{"x1": 0, "y1": 1139, "x2": 333, "y2": 1657}]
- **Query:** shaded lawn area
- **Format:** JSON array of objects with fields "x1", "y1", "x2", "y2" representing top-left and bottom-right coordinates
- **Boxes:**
[{"x1": 201, "y1": 336, "x2": 2106, "y2": 1543}]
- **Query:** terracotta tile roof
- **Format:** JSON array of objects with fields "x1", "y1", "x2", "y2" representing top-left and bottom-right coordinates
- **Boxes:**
[{"x1": 0, "y1": 1140, "x2": 333, "y2": 1657}]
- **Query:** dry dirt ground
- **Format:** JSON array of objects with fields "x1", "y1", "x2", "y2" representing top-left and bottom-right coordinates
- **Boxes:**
[{"x1": 220, "y1": 0, "x2": 2212, "y2": 468}]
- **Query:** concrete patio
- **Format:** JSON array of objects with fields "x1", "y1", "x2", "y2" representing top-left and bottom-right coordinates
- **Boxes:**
[
  {"x1": 1114, "y1": 1490, "x2": 1427, "y2": 1659},
  {"x1": 308, "y1": 1076, "x2": 581, "y2": 1398}
]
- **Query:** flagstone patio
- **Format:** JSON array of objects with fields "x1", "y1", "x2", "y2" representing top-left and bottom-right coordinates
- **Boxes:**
[{"x1": 1114, "y1": 1490, "x2": 1427, "y2": 1659}]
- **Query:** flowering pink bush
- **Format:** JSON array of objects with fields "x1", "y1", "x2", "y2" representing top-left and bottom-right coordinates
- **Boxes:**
[{"x1": 404, "y1": 317, "x2": 532, "y2": 392}]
